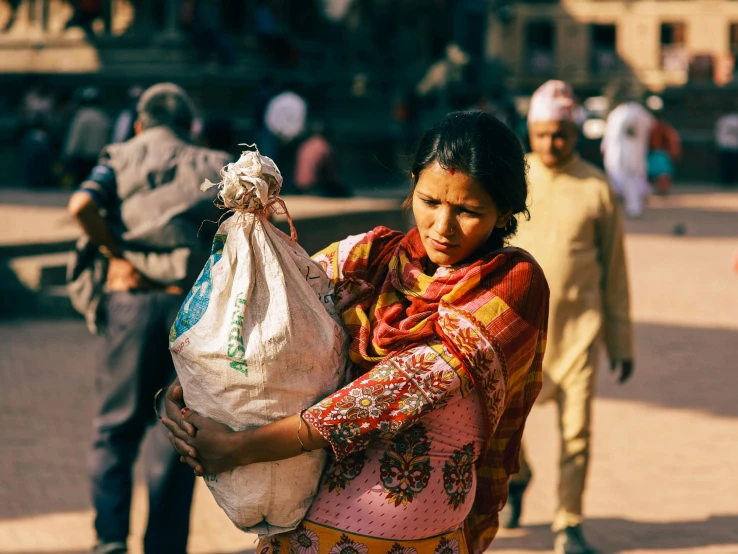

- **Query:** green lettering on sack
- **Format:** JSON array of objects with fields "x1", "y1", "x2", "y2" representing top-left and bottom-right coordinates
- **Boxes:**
[
  {"x1": 227, "y1": 344, "x2": 245, "y2": 359},
  {"x1": 230, "y1": 361, "x2": 248, "y2": 374},
  {"x1": 227, "y1": 293, "x2": 248, "y2": 376}
]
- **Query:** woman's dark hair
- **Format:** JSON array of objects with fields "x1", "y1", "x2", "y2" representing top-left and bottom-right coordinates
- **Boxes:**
[{"x1": 404, "y1": 110, "x2": 529, "y2": 251}]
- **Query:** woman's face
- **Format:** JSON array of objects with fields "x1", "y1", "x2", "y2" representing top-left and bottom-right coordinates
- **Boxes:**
[{"x1": 412, "y1": 162, "x2": 510, "y2": 268}]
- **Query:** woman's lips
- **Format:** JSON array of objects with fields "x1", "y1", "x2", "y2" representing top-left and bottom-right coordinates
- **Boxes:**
[{"x1": 430, "y1": 239, "x2": 457, "y2": 251}]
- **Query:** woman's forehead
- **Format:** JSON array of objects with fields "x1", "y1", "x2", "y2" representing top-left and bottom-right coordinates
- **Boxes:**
[{"x1": 417, "y1": 162, "x2": 493, "y2": 204}]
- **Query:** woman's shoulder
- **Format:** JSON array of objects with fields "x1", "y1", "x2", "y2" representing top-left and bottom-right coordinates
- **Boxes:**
[
  {"x1": 498, "y1": 247, "x2": 548, "y2": 291},
  {"x1": 496, "y1": 246, "x2": 545, "y2": 276},
  {"x1": 344, "y1": 226, "x2": 405, "y2": 273},
  {"x1": 487, "y1": 247, "x2": 550, "y2": 325},
  {"x1": 313, "y1": 226, "x2": 405, "y2": 281},
  {"x1": 363, "y1": 225, "x2": 405, "y2": 243},
  {"x1": 337, "y1": 226, "x2": 405, "y2": 260},
  {"x1": 334, "y1": 226, "x2": 404, "y2": 249}
]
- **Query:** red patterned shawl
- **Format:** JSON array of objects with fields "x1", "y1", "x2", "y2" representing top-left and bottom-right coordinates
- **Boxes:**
[{"x1": 325, "y1": 226, "x2": 549, "y2": 554}]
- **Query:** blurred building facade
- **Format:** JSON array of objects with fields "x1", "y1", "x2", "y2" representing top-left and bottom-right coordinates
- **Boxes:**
[
  {"x1": 4, "y1": 0, "x2": 738, "y2": 91},
  {"x1": 1, "y1": 0, "x2": 737, "y2": 185},
  {"x1": 489, "y1": 0, "x2": 738, "y2": 92}
]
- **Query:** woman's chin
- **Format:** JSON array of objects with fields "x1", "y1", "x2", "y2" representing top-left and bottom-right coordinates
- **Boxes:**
[{"x1": 426, "y1": 250, "x2": 461, "y2": 268}]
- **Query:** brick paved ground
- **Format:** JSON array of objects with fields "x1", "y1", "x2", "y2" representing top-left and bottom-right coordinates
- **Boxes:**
[{"x1": 1, "y1": 189, "x2": 737, "y2": 554}]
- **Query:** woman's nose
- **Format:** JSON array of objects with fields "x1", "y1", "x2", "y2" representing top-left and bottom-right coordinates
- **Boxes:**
[{"x1": 433, "y1": 208, "x2": 455, "y2": 236}]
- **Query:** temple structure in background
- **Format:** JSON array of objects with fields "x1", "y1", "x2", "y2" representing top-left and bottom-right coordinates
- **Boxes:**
[{"x1": 488, "y1": 0, "x2": 738, "y2": 92}]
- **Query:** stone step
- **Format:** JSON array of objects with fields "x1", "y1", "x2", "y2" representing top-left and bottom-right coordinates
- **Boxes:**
[{"x1": 7, "y1": 252, "x2": 70, "y2": 290}]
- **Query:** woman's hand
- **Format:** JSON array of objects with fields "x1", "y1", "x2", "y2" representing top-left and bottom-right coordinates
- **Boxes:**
[
  {"x1": 161, "y1": 382, "x2": 201, "y2": 472},
  {"x1": 162, "y1": 409, "x2": 249, "y2": 476},
  {"x1": 162, "y1": 382, "x2": 197, "y2": 438},
  {"x1": 161, "y1": 387, "x2": 330, "y2": 475}
]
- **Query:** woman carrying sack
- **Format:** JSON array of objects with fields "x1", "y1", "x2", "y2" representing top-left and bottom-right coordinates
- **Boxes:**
[{"x1": 162, "y1": 111, "x2": 550, "y2": 554}]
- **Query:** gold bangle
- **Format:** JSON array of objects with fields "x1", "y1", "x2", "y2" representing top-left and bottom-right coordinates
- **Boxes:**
[
  {"x1": 153, "y1": 386, "x2": 169, "y2": 420},
  {"x1": 297, "y1": 411, "x2": 312, "y2": 453}
]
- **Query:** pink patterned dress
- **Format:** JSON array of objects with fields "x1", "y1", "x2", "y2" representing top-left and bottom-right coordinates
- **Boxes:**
[
  {"x1": 259, "y1": 233, "x2": 488, "y2": 554},
  {"x1": 258, "y1": 227, "x2": 549, "y2": 554}
]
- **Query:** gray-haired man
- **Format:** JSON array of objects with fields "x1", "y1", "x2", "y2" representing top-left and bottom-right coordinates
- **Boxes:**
[{"x1": 67, "y1": 83, "x2": 232, "y2": 554}]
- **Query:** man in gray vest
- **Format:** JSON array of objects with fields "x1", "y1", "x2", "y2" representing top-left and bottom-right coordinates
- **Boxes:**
[{"x1": 67, "y1": 83, "x2": 232, "y2": 554}]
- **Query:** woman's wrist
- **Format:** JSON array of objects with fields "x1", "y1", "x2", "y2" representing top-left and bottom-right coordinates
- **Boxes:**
[{"x1": 232, "y1": 429, "x2": 255, "y2": 466}]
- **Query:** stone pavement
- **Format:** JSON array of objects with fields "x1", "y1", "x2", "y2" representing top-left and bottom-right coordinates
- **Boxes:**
[{"x1": 1, "y1": 188, "x2": 737, "y2": 554}]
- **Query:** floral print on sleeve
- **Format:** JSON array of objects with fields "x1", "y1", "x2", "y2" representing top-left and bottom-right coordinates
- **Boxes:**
[{"x1": 302, "y1": 343, "x2": 463, "y2": 460}]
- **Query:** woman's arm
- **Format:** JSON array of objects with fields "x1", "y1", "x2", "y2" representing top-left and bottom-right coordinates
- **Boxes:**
[
  {"x1": 163, "y1": 342, "x2": 464, "y2": 474},
  {"x1": 164, "y1": 409, "x2": 330, "y2": 475}
]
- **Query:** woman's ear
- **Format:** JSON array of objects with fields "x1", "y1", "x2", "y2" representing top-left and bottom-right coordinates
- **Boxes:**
[{"x1": 495, "y1": 210, "x2": 514, "y2": 229}]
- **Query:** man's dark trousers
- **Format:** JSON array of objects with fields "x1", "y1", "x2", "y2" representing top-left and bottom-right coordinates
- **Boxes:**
[{"x1": 89, "y1": 291, "x2": 194, "y2": 553}]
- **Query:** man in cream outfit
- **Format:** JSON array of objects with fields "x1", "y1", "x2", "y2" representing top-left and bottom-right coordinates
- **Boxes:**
[{"x1": 506, "y1": 80, "x2": 635, "y2": 554}]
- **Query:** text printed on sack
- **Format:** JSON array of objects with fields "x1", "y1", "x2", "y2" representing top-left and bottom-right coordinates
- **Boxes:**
[
  {"x1": 299, "y1": 261, "x2": 336, "y2": 313},
  {"x1": 172, "y1": 337, "x2": 190, "y2": 354},
  {"x1": 228, "y1": 293, "x2": 248, "y2": 375}
]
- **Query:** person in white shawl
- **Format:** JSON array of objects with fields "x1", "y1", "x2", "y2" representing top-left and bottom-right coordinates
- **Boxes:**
[{"x1": 601, "y1": 101, "x2": 655, "y2": 218}]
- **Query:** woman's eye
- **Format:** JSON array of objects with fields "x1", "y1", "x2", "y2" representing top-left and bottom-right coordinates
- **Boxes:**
[
  {"x1": 460, "y1": 209, "x2": 480, "y2": 217},
  {"x1": 422, "y1": 199, "x2": 438, "y2": 207}
]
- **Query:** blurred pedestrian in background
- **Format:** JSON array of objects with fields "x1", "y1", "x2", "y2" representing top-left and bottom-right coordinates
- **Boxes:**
[
  {"x1": 601, "y1": 100, "x2": 654, "y2": 218},
  {"x1": 646, "y1": 96, "x2": 682, "y2": 195},
  {"x1": 111, "y1": 85, "x2": 143, "y2": 144},
  {"x1": 509, "y1": 80, "x2": 634, "y2": 554},
  {"x1": 415, "y1": 43, "x2": 470, "y2": 112},
  {"x1": 263, "y1": 85, "x2": 307, "y2": 190},
  {"x1": 19, "y1": 75, "x2": 54, "y2": 123},
  {"x1": 294, "y1": 120, "x2": 349, "y2": 197},
  {"x1": 19, "y1": 112, "x2": 55, "y2": 188},
  {"x1": 16, "y1": 76, "x2": 57, "y2": 188},
  {"x1": 715, "y1": 111, "x2": 738, "y2": 187},
  {"x1": 66, "y1": 83, "x2": 231, "y2": 554},
  {"x1": 63, "y1": 86, "x2": 111, "y2": 185}
]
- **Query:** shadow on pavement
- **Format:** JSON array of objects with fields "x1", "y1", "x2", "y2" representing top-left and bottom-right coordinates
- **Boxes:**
[
  {"x1": 494, "y1": 515, "x2": 738, "y2": 553},
  {"x1": 625, "y1": 205, "x2": 738, "y2": 239},
  {"x1": 0, "y1": 260, "x2": 35, "y2": 317},
  {"x1": 0, "y1": 320, "x2": 98, "y2": 520},
  {"x1": 596, "y1": 322, "x2": 738, "y2": 419},
  {"x1": 0, "y1": 187, "x2": 72, "y2": 208}
]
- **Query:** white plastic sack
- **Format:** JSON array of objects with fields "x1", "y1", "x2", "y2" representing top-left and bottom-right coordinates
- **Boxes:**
[{"x1": 169, "y1": 149, "x2": 347, "y2": 536}]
